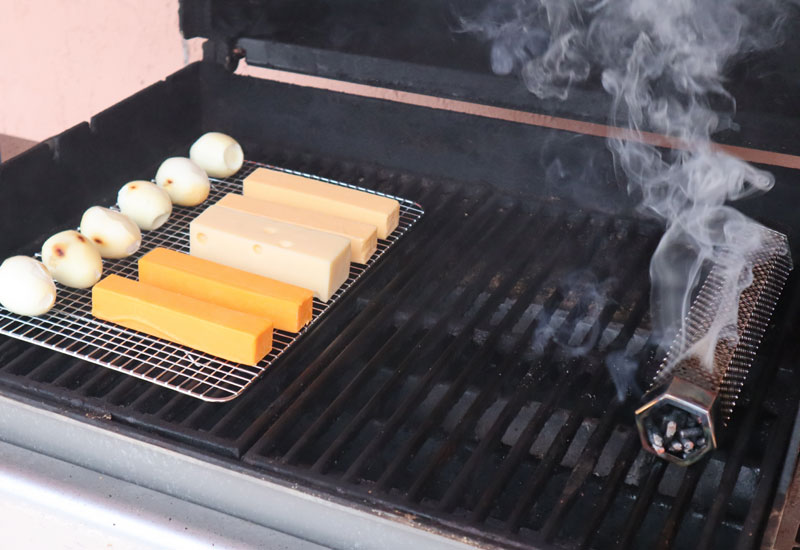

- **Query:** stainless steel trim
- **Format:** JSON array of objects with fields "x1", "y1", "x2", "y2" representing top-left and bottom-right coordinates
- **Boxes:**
[
  {"x1": 0, "y1": 394, "x2": 482, "y2": 550},
  {"x1": 0, "y1": 439, "x2": 326, "y2": 549}
]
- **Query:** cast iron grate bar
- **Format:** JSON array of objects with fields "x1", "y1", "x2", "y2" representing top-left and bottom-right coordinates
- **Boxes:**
[
  {"x1": 652, "y1": 461, "x2": 707, "y2": 550},
  {"x1": 462, "y1": 222, "x2": 643, "y2": 525},
  {"x1": 490, "y1": 229, "x2": 657, "y2": 531},
  {"x1": 575, "y1": 431, "x2": 642, "y2": 549},
  {"x1": 510, "y1": 232, "x2": 658, "y2": 531},
  {"x1": 538, "y1": 242, "x2": 659, "y2": 542}
]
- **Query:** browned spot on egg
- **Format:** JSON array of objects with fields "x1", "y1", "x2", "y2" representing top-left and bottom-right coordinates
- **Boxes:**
[
  {"x1": 93, "y1": 237, "x2": 103, "y2": 244},
  {"x1": 164, "y1": 179, "x2": 173, "y2": 186},
  {"x1": 77, "y1": 235, "x2": 87, "y2": 243},
  {"x1": 54, "y1": 246, "x2": 65, "y2": 257},
  {"x1": 130, "y1": 185, "x2": 137, "y2": 189}
]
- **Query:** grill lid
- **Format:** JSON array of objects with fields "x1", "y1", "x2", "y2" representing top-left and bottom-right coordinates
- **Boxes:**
[
  {"x1": 179, "y1": 0, "x2": 577, "y2": 114},
  {"x1": 178, "y1": 0, "x2": 800, "y2": 156}
]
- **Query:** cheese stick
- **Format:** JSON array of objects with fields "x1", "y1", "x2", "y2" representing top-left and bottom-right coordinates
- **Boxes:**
[
  {"x1": 139, "y1": 248, "x2": 313, "y2": 332},
  {"x1": 190, "y1": 205, "x2": 351, "y2": 301},
  {"x1": 242, "y1": 168, "x2": 400, "y2": 239},
  {"x1": 215, "y1": 193, "x2": 378, "y2": 264},
  {"x1": 92, "y1": 275, "x2": 273, "y2": 365}
]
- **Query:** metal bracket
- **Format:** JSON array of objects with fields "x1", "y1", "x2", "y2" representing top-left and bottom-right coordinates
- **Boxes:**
[{"x1": 202, "y1": 39, "x2": 244, "y2": 72}]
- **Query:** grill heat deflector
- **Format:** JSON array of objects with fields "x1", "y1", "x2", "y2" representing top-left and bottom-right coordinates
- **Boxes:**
[{"x1": 0, "y1": 161, "x2": 424, "y2": 402}]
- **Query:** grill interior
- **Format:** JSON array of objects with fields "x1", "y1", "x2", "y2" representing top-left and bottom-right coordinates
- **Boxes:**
[
  {"x1": 1, "y1": 143, "x2": 799, "y2": 549},
  {"x1": 1, "y1": 62, "x2": 800, "y2": 549}
]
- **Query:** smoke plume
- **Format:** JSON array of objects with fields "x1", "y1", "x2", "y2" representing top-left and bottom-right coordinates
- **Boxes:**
[{"x1": 464, "y1": 0, "x2": 794, "y2": 386}]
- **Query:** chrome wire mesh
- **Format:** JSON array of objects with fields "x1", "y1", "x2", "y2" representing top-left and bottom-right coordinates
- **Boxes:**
[
  {"x1": 649, "y1": 226, "x2": 792, "y2": 422},
  {"x1": 0, "y1": 161, "x2": 424, "y2": 402}
]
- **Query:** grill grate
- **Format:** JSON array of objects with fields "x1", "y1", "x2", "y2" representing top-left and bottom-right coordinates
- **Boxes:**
[
  {"x1": 0, "y1": 148, "x2": 798, "y2": 550},
  {"x1": 0, "y1": 161, "x2": 423, "y2": 402}
]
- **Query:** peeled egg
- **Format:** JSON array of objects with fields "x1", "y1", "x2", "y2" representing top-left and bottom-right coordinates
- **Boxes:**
[
  {"x1": 155, "y1": 157, "x2": 211, "y2": 206},
  {"x1": 41, "y1": 230, "x2": 103, "y2": 289},
  {"x1": 0, "y1": 256, "x2": 57, "y2": 316},
  {"x1": 189, "y1": 132, "x2": 244, "y2": 178},
  {"x1": 80, "y1": 206, "x2": 142, "y2": 259},
  {"x1": 117, "y1": 181, "x2": 173, "y2": 231}
]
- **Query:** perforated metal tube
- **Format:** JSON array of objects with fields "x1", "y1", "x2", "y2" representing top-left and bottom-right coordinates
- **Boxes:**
[{"x1": 636, "y1": 227, "x2": 792, "y2": 465}]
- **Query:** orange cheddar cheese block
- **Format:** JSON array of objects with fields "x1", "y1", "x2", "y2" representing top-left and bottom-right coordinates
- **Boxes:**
[
  {"x1": 92, "y1": 274, "x2": 273, "y2": 365},
  {"x1": 243, "y1": 167, "x2": 400, "y2": 239},
  {"x1": 139, "y1": 248, "x2": 313, "y2": 332},
  {"x1": 215, "y1": 193, "x2": 378, "y2": 263}
]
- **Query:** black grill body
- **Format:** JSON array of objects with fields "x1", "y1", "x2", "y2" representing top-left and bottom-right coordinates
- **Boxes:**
[{"x1": 1, "y1": 62, "x2": 800, "y2": 550}]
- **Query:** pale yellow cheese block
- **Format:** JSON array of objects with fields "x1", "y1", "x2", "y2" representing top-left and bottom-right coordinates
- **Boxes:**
[
  {"x1": 215, "y1": 193, "x2": 378, "y2": 264},
  {"x1": 242, "y1": 168, "x2": 400, "y2": 239},
  {"x1": 190, "y1": 205, "x2": 351, "y2": 301}
]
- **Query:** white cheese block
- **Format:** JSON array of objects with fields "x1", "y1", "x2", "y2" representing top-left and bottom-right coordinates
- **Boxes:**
[
  {"x1": 189, "y1": 205, "x2": 351, "y2": 301},
  {"x1": 215, "y1": 193, "x2": 378, "y2": 264}
]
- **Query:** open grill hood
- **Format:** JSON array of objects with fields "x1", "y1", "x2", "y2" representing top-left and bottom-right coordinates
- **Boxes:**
[{"x1": 180, "y1": 0, "x2": 800, "y2": 159}]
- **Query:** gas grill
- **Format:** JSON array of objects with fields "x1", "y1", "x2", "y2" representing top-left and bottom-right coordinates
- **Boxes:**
[{"x1": 2, "y1": 1, "x2": 800, "y2": 549}]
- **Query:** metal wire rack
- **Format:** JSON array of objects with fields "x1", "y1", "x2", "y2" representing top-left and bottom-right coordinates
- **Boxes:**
[{"x1": 0, "y1": 161, "x2": 424, "y2": 402}]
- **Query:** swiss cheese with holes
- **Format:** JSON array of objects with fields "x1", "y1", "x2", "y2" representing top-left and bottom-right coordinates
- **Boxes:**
[
  {"x1": 215, "y1": 193, "x2": 378, "y2": 264},
  {"x1": 189, "y1": 205, "x2": 351, "y2": 301}
]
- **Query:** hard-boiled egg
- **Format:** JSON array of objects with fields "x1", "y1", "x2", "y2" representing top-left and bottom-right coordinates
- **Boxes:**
[
  {"x1": 155, "y1": 157, "x2": 211, "y2": 206},
  {"x1": 0, "y1": 256, "x2": 57, "y2": 316},
  {"x1": 189, "y1": 132, "x2": 244, "y2": 178},
  {"x1": 80, "y1": 206, "x2": 141, "y2": 259},
  {"x1": 41, "y1": 230, "x2": 103, "y2": 289},
  {"x1": 117, "y1": 181, "x2": 173, "y2": 231}
]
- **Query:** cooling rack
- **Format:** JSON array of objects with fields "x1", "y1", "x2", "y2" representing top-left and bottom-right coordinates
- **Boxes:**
[{"x1": 0, "y1": 161, "x2": 424, "y2": 402}]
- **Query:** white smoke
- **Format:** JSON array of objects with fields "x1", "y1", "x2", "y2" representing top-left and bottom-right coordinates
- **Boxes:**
[{"x1": 464, "y1": 0, "x2": 795, "y2": 383}]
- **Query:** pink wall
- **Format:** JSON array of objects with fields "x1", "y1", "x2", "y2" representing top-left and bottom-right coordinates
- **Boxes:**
[{"x1": 0, "y1": 1, "x2": 202, "y2": 141}]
